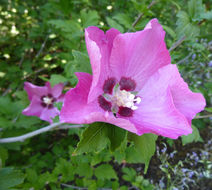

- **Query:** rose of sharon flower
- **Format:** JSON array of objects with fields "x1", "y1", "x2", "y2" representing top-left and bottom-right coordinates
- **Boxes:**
[
  {"x1": 60, "y1": 19, "x2": 206, "y2": 139},
  {"x1": 23, "y1": 82, "x2": 64, "y2": 123}
]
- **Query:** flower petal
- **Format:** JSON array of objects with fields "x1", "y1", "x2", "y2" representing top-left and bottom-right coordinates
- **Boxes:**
[
  {"x1": 40, "y1": 107, "x2": 59, "y2": 123},
  {"x1": 110, "y1": 18, "x2": 170, "y2": 90},
  {"x1": 49, "y1": 82, "x2": 64, "y2": 98},
  {"x1": 60, "y1": 72, "x2": 138, "y2": 134},
  {"x1": 162, "y1": 65, "x2": 206, "y2": 123},
  {"x1": 85, "y1": 26, "x2": 120, "y2": 103},
  {"x1": 22, "y1": 96, "x2": 43, "y2": 117},
  {"x1": 130, "y1": 66, "x2": 193, "y2": 139},
  {"x1": 24, "y1": 82, "x2": 48, "y2": 100}
]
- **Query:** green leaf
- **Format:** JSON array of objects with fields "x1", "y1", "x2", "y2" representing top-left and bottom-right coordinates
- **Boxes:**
[
  {"x1": 74, "y1": 123, "x2": 109, "y2": 154},
  {"x1": 49, "y1": 74, "x2": 67, "y2": 87},
  {"x1": 113, "y1": 150, "x2": 125, "y2": 164},
  {"x1": 54, "y1": 102, "x2": 63, "y2": 111},
  {"x1": 48, "y1": 19, "x2": 82, "y2": 38},
  {"x1": 94, "y1": 164, "x2": 117, "y2": 180},
  {"x1": 0, "y1": 147, "x2": 8, "y2": 167},
  {"x1": 80, "y1": 10, "x2": 100, "y2": 28},
  {"x1": 127, "y1": 133, "x2": 158, "y2": 173},
  {"x1": 162, "y1": 25, "x2": 176, "y2": 39},
  {"x1": 113, "y1": 13, "x2": 132, "y2": 28},
  {"x1": 106, "y1": 17, "x2": 124, "y2": 33},
  {"x1": 176, "y1": 11, "x2": 200, "y2": 39},
  {"x1": 76, "y1": 163, "x2": 93, "y2": 178},
  {"x1": 122, "y1": 167, "x2": 137, "y2": 182},
  {"x1": 72, "y1": 50, "x2": 92, "y2": 74},
  {"x1": 0, "y1": 167, "x2": 24, "y2": 190},
  {"x1": 201, "y1": 11, "x2": 212, "y2": 20},
  {"x1": 205, "y1": 107, "x2": 212, "y2": 113},
  {"x1": 106, "y1": 124, "x2": 127, "y2": 152},
  {"x1": 182, "y1": 125, "x2": 203, "y2": 145},
  {"x1": 75, "y1": 123, "x2": 127, "y2": 155},
  {"x1": 53, "y1": 158, "x2": 75, "y2": 182},
  {"x1": 188, "y1": 0, "x2": 205, "y2": 21}
]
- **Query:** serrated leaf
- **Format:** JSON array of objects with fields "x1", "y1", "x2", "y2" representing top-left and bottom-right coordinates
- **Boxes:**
[
  {"x1": 75, "y1": 123, "x2": 109, "y2": 154},
  {"x1": 76, "y1": 163, "x2": 93, "y2": 178},
  {"x1": 106, "y1": 17, "x2": 124, "y2": 33},
  {"x1": 49, "y1": 74, "x2": 67, "y2": 87},
  {"x1": 188, "y1": 0, "x2": 205, "y2": 21},
  {"x1": 72, "y1": 50, "x2": 92, "y2": 73},
  {"x1": 182, "y1": 125, "x2": 203, "y2": 145},
  {"x1": 127, "y1": 133, "x2": 158, "y2": 173},
  {"x1": 106, "y1": 124, "x2": 127, "y2": 152},
  {"x1": 0, "y1": 167, "x2": 24, "y2": 190},
  {"x1": 48, "y1": 19, "x2": 82, "y2": 40},
  {"x1": 162, "y1": 25, "x2": 176, "y2": 39},
  {"x1": 176, "y1": 11, "x2": 200, "y2": 39},
  {"x1": 81, "y1": 10, "x2": 100, "y2": 28},
  {"x1": 94, "y1": 164, "x2": 117, "y2": 180},
  {"x1": 113, "y1": 13, "x2": 132, "y2": 28},
  {"x1": 122, "y1": 167, "x2": 137, "y2": 182},
  {"x1": 53, "y1": 158, "x2": 75, "y2": 182},
  {"x1": 75, "y1": 123, "x2": 127, "y2": 155}
]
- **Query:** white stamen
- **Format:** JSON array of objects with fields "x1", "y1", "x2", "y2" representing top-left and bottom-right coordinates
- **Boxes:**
[
  {"x1": 43, "y1": 97, "x2": 53, "y2": 105},
  {"x1": 112, "y1": 89, "x2": 141, "y2": 110},
  {"x1": 131, "y1": 106, "x2": 138, "y2": 110},
  {"x1": 135, "y1": 97, "x2": 141, "y2": 104}
]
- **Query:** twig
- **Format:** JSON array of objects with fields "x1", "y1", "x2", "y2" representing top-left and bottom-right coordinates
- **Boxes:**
[
  {"x1": 194, "y1": 114, "x2": 212, "y2": 119},
  {"x1": 2, "y1": 87, "x2": 11, "y2": 96},
  {"x1": 176, "y1": 53, "x2": 192, "y2": 64},
  {"x1": 0, "y1": 123, "x2": 85, "y2": 143},
  {"x1": 23, "y1": 68, "x2": 46, "y2": 79},
  {"x1": 169, "y1": 36, "x2": 186, "y2": 52},
  {"x1": 128, "y1": 0, "x2": 156, "y2": 31},
  {"x1": 61, "y1": 183, "x2": 87, "y2": 190},
  {"x1": 19, "y1": 53, "x2": 25, "y2": 68},
  {"x1": 35, "y1": 34, "x2": 49, "y2": 58}
]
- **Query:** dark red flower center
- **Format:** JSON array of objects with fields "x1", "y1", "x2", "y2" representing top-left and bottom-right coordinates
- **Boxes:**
[
  {"x1": 98, "y1": 77, "x2": 141, "y2": 117},
  {"x1": 41, "y1": 94, "x2": 56, "y2": 109}
]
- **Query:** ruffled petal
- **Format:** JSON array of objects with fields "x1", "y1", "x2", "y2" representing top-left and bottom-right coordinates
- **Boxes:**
[
  {"x1": 22, "y1": 96, "x2": 43, "y2": 117},
  {"x1": 24, "y1": 82, "x2": 48, "y2": 100},
  {"x1": 40, "y1": 107, "x2": 59, "y2": 123},
  {"x1": 131, "y1": 89, "x2": 191, "y2": 139},
  {"x1": 85, "y1": 26, "x2": 120, "y2": 103},
  {"x1": 162, "y1": 65, "x2": 206, "y2": 123},
  {"x1": 130, "y1": 65, "x2": 193, "y2": 139},
  {"x1": 109, "y1": 18, "x2": 170, "y2": 90},
  {"x1": 60, "y1": 72, "x2": 138, "y2": 134},
  {"x1": 50, "y1": 83, "x2": 64, "y2": 98}
]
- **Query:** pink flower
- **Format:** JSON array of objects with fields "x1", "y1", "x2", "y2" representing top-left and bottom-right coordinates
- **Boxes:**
[
  {"x1": 23, "y1": 82, "x2": 64, "y2": 123},
  {"x1": 60, "y1": 19, "x2": 206, "y2": 139}
]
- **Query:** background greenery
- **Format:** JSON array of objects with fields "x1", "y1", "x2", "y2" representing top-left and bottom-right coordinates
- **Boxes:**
[{"x1": 0, "y1": 0, "x2": 211, "y2": 189}]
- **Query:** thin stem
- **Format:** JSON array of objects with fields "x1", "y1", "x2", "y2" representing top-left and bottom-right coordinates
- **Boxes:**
[
  {"x1": 128, "y1": 0, "x2": 156, "y2": 31},
  {"x1": 35, "y1": 34, "x2": 49, "y2": 58},
  {"x1": 176, "y1": 53, "x2": 192, "y2": 64},
  {"x1": 195, "y1": 114, "x2": 212, "y2": 119},
  {"x1": 0, "y1": 123, "x2": 84, "y2": 143},
  {"x1": 169, "y1": 36, "x2": 186, "y2": 52}
]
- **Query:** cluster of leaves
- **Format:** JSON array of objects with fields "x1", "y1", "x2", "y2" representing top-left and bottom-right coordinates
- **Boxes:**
[{"x1": 0, "y1": 0, "x2": 211, "y2": 189}]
